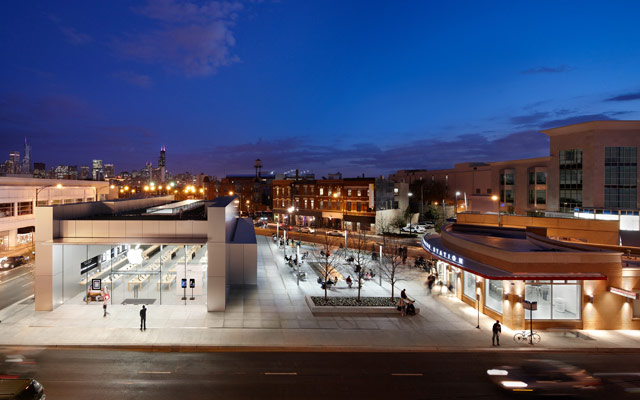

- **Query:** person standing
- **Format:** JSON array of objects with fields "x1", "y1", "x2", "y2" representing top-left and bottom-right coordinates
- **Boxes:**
[
  {"x1": 140, "y1": 305, "x2": 147, "y2": 331},
  {"x1": 103, "y1": 302, "x2": 108, "y2": 317},
  {"x1": 492, "y1": 320, "x2": 501, "y2": 346}
]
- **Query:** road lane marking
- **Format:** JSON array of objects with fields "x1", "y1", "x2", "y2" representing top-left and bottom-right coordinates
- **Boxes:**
[
  {"x1": 264, "y1": 372, "x2": 297, "y2": 376},
  {"x1": 0, "y1": 271, "x2": 32, "y2": 285},
  {"x1": 21, "y1": 281, "x2": 33, "y2": 287},
  {"x1": 391, "y1": 373, "x2": 423, "y2": 376},
  {"x1": 139, "y1": 371, "x2": 172, "y2": 374}
]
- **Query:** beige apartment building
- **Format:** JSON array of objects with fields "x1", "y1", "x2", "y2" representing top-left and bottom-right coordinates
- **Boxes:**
[{"x1": 391, "y1": 120, "x2": 640, "y2": 231}]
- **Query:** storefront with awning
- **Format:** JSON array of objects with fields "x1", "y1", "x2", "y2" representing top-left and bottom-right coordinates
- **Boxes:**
[{"x1": 422, "y1": 224, "x2": 638, "y2": 330}]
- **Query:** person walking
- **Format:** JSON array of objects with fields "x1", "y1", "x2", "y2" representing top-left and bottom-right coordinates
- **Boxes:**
[
  {"x1": 103, "y1": 302, "x2": 108, "y2": 317},
  {"x1": 140, "y1": 305, "x2": 147, "y2": 331},
  {"x1": 492, "y1": 320, "x2": 501, "y2": 346}
]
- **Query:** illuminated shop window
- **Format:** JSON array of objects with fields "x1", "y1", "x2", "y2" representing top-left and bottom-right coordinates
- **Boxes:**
[
  {"x1": 485, "y1": 279, "x2": 503, "y2": 313},
  {"x1": 463, "y1": 271, "x2": 476, "y2": 300},
  {"x1": 524, "y1": 281, "x2": 581, "y2": 320}
]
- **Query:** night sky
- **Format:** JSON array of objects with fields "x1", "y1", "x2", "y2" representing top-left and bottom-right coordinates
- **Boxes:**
[{"x1": 1, "y1": 1, "x2": 639, "y2": 178}]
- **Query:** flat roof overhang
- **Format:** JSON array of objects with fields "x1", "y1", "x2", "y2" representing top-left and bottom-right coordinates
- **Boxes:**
[
  {"x1": 422, "y1": 236, "x2": 607, "y2": 281},
  {"x1": 44, "y1": 237, "x2": 207, "y2": 245}
]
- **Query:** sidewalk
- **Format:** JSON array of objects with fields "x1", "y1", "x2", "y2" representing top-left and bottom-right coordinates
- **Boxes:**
[{"x1": 1, "y1": 235, "x2": 639, "y2": 352}]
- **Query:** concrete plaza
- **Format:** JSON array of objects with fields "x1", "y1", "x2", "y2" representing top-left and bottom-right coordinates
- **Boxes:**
[{"x1": 1, "y1": 235, "x2": 639, "y2": 351}]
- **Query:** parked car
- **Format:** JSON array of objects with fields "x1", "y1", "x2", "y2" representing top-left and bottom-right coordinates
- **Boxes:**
[
  {"x1": 487, "y1": 359, "x2": 600, "y2": 396},
  {"x1": 401, "y1": 225, "x2": 426, "y2": 234},
  {"x1": 0, "y1": 378, "x2": 46, "y2": 399},
  {"x1": 326, "y1": 230, "x2": 345, "y2": 237},
  {"x1": 418, "y1": 221, "x2": 435, "y2": 229},
  {"x1": 299, "y1": 227, "x2": 315, "y2": 234}
]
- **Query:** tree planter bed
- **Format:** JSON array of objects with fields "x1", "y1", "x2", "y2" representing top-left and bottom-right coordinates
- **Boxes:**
[{"x1": 305, "y1": 296, "x2": 420, "y2": 315}]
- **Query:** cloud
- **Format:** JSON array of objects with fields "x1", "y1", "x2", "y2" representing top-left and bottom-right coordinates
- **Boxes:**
[
  {"x1": 114, "y1": 0, "x2": 243, "y2": 77},
  {"x1": 510, "y1": 111, "x2": 549, "y2": 125},
  {"x1": 168, "y1": 129, "x2": 550, "y2": 178},
  {"x1": 114, "y1": 71, "x2": 153, "y2": 88},
  {"x1": 521, "y1": 65, "x2": 572, "y2": 74},
  {"x1": 605, "y1": 91, "x2": 640, "y2": 102},
  {"x1": 539, "y1": 113, "x2": 615, "y2": 129},
  {"x1": 48, "y1": 15, "x2": 92, "y2": 45}
]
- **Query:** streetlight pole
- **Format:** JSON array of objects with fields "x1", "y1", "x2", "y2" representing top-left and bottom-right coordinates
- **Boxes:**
[
  {"x1": 491, "y1": 195, "x2": 500, "y2": 227},
  {"x1": 455, "y1": 191, "x2": 460, "y2": 217},
  {"x1": 35, "y1": 183, "x2": 63, "y2": 207},
  {"x1": 408, "y1": 192, "x2": 413, "y2": 233}
]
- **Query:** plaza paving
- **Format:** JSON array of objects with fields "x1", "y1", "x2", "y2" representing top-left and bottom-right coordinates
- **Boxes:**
[{"x1": 1, "y1": 235, "x2": 639, "y2": 351}]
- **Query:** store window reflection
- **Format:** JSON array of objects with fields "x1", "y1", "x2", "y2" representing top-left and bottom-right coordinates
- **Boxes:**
[
  {"x1": 525, "y1": 281, "x2": 581, "y2": 320},
  {"x1": 485, "y1": 279, "x2": 503, "y2": 313}
]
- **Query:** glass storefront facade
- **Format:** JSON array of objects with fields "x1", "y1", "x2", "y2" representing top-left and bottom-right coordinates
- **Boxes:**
[
  {"x1": 485, "y1": 279, "x2": 503, "y2": 313},
  {"x1": 524, "y1": 280, "x2": 581, "y2": 320},
  {"x1": 61, "y1": 243, "x2": 208, "y2": 306}
]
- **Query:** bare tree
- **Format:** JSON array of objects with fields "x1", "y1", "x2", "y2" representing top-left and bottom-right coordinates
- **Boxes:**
[
  {"x1": 379, "y1": 233, "x2": 406, "y2": 301},
  {"x1": 309, "y1": 231, "x2": 343, "y2": 301},
  {"x1": 346, "y1": 229, "x2": 371, "y2": 302}
]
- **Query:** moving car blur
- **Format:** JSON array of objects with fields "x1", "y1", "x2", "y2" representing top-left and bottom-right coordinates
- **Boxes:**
[{"x1": 487, "y1": 359, "x2": 601, "y2": 396}]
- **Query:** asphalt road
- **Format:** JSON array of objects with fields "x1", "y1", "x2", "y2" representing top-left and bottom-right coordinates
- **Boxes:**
[
  {"x1": 1, "y1": 349, "x2": 639, "y2": 399},
  {"x1": 0, "y1": 263, "x2": 34, "y2": 311}
]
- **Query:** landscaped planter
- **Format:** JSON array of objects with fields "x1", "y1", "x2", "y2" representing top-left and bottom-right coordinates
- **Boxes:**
[{"x1": 305, "y1": 295, "x2": 420, "y2": 315}]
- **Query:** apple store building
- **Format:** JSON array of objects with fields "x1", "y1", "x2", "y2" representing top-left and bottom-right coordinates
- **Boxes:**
[{"x1": 34, "y1": 196, "x2": 257, "y2": 312}]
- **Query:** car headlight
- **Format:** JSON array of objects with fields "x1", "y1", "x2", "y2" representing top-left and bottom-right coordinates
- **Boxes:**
[
  {"x1": 487, "y1": 369, "x2": 508, "y2": 376},
  {"x1": 501, "y1": 381, "x2": 528, "y2": 388}
]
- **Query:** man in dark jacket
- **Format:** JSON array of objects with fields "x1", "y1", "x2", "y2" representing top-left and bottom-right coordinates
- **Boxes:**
[
  {"x1": 140, "y1": 305, "x2": 147, "y2": 331},
  {"x1": 492, "y1": 320, "x2": 501, "y2": 346}
]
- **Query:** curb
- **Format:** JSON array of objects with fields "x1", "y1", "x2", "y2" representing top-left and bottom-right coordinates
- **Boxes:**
[{"x1": 3, "y1": 344, "x2": 640, "y2": 354}]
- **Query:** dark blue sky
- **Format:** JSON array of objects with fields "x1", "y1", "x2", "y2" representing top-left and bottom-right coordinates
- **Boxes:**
[{"x1": 1, "y1": 1, "x2": 639, "y2": 178}]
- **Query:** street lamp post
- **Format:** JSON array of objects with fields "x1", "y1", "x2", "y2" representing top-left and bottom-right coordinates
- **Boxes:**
[
  {"x1": 35, "y1": 183, "x2": 63, "y2": 207},
  {"x1": 491, "y1": 195, "x2": 500, "y2": 226},
  {"x1": 455, "y1": 191, "x2": 460, "y2": 217},
  {"x1": 408, "y1": 192, "x2": 413, "y2": 233}
]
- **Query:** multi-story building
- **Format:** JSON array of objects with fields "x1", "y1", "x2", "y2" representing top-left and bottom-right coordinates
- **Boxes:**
[
  {"x1": 80, "y1": 165, "x2": 90, "y2": 180},
  {"x1": 158, "y1": 146, "x2": 166, "y2": 183},
  {"x1": 0, "y1": 177, "x2": 112, "y2": 250},
  {"x1": 9, "y1": 151, "x2": 20, "y2": 174},
  {"x1": 391, "y1": 120, "x2": 640, "y2": 231},
  {"x1": 33, "y1": 163, "x2": 46, "y2": 179},
  {"x1": 22, "y1": 137, "x2": 32, "y2": 174},
  {"x1": 272, "y1": 176, "x2": 407, "y2": 231},
  {"x1": 92, "y1": 159, "x2": 104, "y2": 181},
  {"x1": 104, "y1": 164, "x2": 115, "y2": 179}
]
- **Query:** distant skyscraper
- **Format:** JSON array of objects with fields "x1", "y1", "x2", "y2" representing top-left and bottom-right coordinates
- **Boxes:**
[
  {"x1": 92, "y1": 159, "x2": 104, "y2": 181},
  {"x1": 104, "y1": 163, "x2": 114, "y2": 179},
  {"x1": 9, "y1": 151, "x2": 20, "y2": 174},
  {"x1": 68, "y1": 165, "x2": 78, "y2": 180},
  {"x1": 22, "y1": 137, "x2": 32, "y2": 174},
  {"x1": 80, "y1": 165, "x2": 90, "y2": 180},
  {"x1": 158, "y1": 146, "x2": 166, "y2": 183},
  {"x1": 33, "y1": 162, "x2": 46, "y2": 178},
  {"x1": 144, "y1": 162, "x2": 152, "y2": 181},
  {"x1": 55, "y1": 165, "x2": 69, "y2": 179}
]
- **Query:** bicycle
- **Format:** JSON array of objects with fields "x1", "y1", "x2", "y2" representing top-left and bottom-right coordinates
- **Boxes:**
[{"x1": 513, "y1": 330, "x2": 541, "y2": 345}]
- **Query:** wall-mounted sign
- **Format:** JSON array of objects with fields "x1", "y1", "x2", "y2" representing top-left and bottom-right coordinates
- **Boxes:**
[
  {"x1": 609, "y1": 286, "x2": 639, "y2": 299},
  {"x1": 423, "y1": 240, "x2": 465, "y2": 266},
  {"x1": 523, "y1": 300, "x2": 538, "y2": 310},
  {"x1": 80, "y1": 255, "x2": 100, "y2": 275},
  {"x1": 92, "y1": 279, "x2": 101, "y2": 290}
]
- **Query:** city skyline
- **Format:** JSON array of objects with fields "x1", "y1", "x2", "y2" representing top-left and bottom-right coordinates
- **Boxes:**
[{"x1": 1, "y1": 1, "x2": 640, "y2": 177}]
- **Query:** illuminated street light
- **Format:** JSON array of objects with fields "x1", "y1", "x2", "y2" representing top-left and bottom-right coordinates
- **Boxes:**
[
  {"x1": 229, "y1": 191, "x2": 234, "y2": 196},
  {"x1": 144, "y1": 186, "x2": 150, "y2": 191},
  {"x1": 491, "y1": 195, "x2": 501, "y2": 227},
  {"x1": 455, "y1": 191, "x2": 461, "y2": 216}
]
